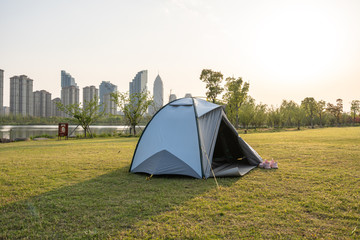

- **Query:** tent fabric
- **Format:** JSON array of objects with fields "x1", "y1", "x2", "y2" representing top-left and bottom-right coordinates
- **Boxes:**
[{"x1": 130, "y1": 98, "x2": 263, "y2": 179}]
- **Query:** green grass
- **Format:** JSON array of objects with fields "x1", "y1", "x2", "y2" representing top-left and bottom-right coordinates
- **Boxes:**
[{"x1": 1, "y1": 128, "x2": 359, "y2": 239}]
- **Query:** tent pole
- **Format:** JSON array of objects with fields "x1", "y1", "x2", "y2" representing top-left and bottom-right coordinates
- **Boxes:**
[
  {"x1": 207, "y1": 153, "x2": 219, "y2": 189},
  {"x1": 201, "y1": 139, "x2": 219, "y2": 189}
]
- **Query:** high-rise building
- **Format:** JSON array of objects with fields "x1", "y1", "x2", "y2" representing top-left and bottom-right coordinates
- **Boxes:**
[
  {"x1": 0, "y1": 69, "x2": 3, "y2": 115},
  {"x1": 61, "y1": 85, "x2": 79, "y2": 117},
  {"x1": 83, "y1": 86, "x2": 98, "y2": 109},
  {"x1": 153, "y1": 74, "x2": 164, "y2": 108},
  {"x1": 60, "y1": 70, "x2": 79, "y2": 117},
  {"x1": 129, "y1": 70, "x2": 147, "y2": 95},
  {"x1": 149, "y1": 74, "x2": 164, "y2": 115},
  {"x1": 51, "y1": 98, "x2": 62, "y2": 117},
  {"x1": 99, "y1": 81, "x2": 117, "y2": 114},
  {"x1": 33, "y1": 90, "x2": 52, "y2": 117},
  {"x1": 185, "y1": 93, "x2": 192, "y2": 98},
  {"x1": 10, "y1": 75, "x2": 34, "y2": 116},
  {"x1": 61, "y1": 70, "x2": 76, "y2": 88},
  {"x1": 103, "y1": 93, "x2": 117, "y2": 115}
]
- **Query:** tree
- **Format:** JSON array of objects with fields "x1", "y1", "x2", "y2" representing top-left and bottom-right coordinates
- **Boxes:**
[
  {"x1": 222, "y1": 76, "x2": 250, "y2": 128},
  {"x1": 301, "y1": 97, "x2": 317, "y2": 128},
  {"x1": 326, "y1": 99, "x2": 343, "y2": 126},
  {"x1": 267, "y1": 106, "x2": 281, "y2": 128},
  {"x1": 200, "y1": 69, "x2": 224, "y2": 103},
  {"x1": 56, "y1": 96, "x2": 105, "y2": 137},
  {"x1": 279, "y1": 100, "x2": 293, "y2": 127},
  {"x1": 293, "y1": 103, "x2": 305, "y2": 130},
  {"x1": 252, "y1": 103, "x2": 267, "y2": 129},
  {"x1": 317, "y1": 100, "x2": 326, "y2": 127},
  {"x1": 111, "y1": 91, "x2": 153, "y2": 135},
  {"x1": 239, "y1": 97, "x2": 255, "y2": 130},
  {"x1": 350, "y1": 100, "x2": 360, "y2": 124},
  {"x1": 280, "y1": 100, "x2": 304, "y2": 129}
]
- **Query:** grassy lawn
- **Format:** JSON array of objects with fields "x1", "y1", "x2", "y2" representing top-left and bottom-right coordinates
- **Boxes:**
[{"x1": 0, "y1": 127, "x2": 359, "y2": 239}]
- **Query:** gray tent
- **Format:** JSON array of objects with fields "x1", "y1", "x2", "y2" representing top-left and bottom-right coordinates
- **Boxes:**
[{"x1": 130, "y1": 98, "x2": 262, "y2": 178}]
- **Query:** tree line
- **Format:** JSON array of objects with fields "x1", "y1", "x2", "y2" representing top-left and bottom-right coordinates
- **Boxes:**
[{"x1": 200, "y1": 69, "x2": 360, "y2": 130}]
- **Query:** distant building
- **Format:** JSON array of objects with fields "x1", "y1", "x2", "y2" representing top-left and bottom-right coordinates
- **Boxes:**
[
  {"x1": 51, "y1": 98, "x2": 62, "y2": 117},
  {"x1": 61, "y1": 85, "x2": 79, "y2": 117},
  {"x1": 153, "y1": 74, "x2": 163, "y2": 109},
  {"x1": 169, "y1": 94, "x2": 177, "y2": 103},
  {"x1": 185, "y1": 93, "x2": 192, "y2": 98},
  {"x1": 129, "y1": 70, "x2": 147, "y2": 95},
  {"x1": 149, "y1": 74, "x2": 164, "y2": 115},
  {"x1": 33, "y1": 90, "x2": 52, "y2": 117},
  {"x1": 99, "y1": 81, "x2": 117, "y2": 114},
  {"x1": 60, "y1": 71, "x2": 79, "y2": 117},
  {"x1": 10, "y1": 75, "x2": 34, "y2": 116},
  {"x1": 83, "y1": 86, "x2": 98, "y2": 109},
  {"x1": 103, "y1": 93, "x2": 117, "y2": 115},
  {"x1": 61, "y1": 70, "x2": 76, "y2": 88},
  {"x1": 0, "y1": 69, "x2": 3, "y2": 115}
]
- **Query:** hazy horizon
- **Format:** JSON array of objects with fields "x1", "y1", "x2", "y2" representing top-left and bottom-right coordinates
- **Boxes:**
[{"x1": 1, "y1": 0, "x2": 359, "y2": 111}]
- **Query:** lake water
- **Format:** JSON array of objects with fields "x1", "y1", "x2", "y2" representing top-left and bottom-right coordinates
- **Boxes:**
[{"x1": 0, "y1": 125, "x2": 139, "y2": 140}]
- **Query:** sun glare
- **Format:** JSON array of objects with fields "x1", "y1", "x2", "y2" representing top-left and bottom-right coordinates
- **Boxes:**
[{"x1": 253, "y1": 3, "x2": 340, "y2": 82}]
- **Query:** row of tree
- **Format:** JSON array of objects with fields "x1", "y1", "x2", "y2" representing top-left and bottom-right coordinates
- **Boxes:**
[
  {"x1": 200, "y1": 69, "x2": 360, "y2": 129},
  {"x1": 238, "y1": 98, "x2": 360, "y2": 130}
]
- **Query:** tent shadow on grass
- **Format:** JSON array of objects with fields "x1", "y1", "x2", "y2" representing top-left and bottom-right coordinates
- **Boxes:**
[{"x1": 0, "y1": 165, "x2": 239, "y2": 239}]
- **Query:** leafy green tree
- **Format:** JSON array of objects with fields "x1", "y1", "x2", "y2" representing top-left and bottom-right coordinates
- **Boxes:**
[
  {"x1": 350, "y1": 100, "x2": 360, "y2": 124},
  {"x1": 239, "y1": 97, "x2": 255, "y2": 130},
  {"x1": 222, "y1": 76, "x2": 250, "y2": 128},
  {"x1": 293, "y1": 103, "x2": 306, "y2": 130},
  {"x1": 279, "y1": 100, "x2": 293, "y2": 127},
  {"x1": 200, "y1": 69, "x2": 224, "y2": 103},
  {"x1": 111, "y1": 91, "x2": 153, "y2": 135},
  {"x1": 316, "y1": 100, "x2": 326, "y2": 127},
  {"x1": 267, "y1": 106, "x2": 281, "y2": 128},
  {"x1": 56, "y1": 96, "x2": 105, "y2": 137},
  {"x1": 301, "y1": 97, "x2": 317, "y2": 128},
  {"x1": 252, "y1": 103, "x2": 267, "y2": 129},
  {"x1": 326, "y1": 99, "x2": 343, "y2": 126},
  {"x1": 280, "y1": 100, "x2": 304, "y2": 129}
]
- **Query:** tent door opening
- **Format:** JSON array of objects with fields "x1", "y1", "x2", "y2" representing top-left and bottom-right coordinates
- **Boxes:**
[{"x1": 211, "y1": 119, "x2": 256, "y2": 177}]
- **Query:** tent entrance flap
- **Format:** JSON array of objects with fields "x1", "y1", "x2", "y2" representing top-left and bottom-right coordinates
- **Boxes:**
[
  {"x1": 211, "y1": 119, "x2": 255, "y2": 177},
  {"x1": 212, "y1": 119, "x2": 244, "y2": 162}
]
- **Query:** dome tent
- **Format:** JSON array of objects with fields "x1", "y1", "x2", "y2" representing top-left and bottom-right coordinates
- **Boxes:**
[{"x1": 130, "y1": 98, "x2": 263, "y2": 178}]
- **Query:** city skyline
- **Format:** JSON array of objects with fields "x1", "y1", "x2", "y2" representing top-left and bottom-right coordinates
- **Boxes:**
[
  {"x1": 1, "y1": 1, "x2": 360, "y2": 111},
  {"x1": 1, "y1": 68, "x2": 172, "y2": 117}
]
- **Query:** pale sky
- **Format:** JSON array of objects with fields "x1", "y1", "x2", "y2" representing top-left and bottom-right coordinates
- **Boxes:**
[{"x1": 1, "y1": 0, "x2": 359, "y2": 111}]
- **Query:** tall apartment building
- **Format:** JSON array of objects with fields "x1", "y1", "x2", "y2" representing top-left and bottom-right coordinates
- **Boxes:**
[
  {"x1": 61, "y1": 70, "x2": 76, "y2": 88},
  {"x1": 61, "y1": 85, "x2": 79, "y2": 117},
  {"x1": 60, "y1": 70, "x2": 79, "y2": 117},
  {"x1": 10, "y1": 75, "x2": 34, "y2": 116},
  {"x1": 51, "y1": 98, "x2": 62, "y2": 117},
  {"x1": 103, "y1": 93, "x2": 117, "y2": 115},
  {"x1": 0, "y1": 69, "x2": 3, "y2": 115},
  {"x1": 99, "y1": 81, "x2": 117, "y2": 114},
  {"x1": 129, "y1": 70, "x2": 147, "y2": 95},
  {"x1": 83, "y1": 85, "x2": 98, "y2": 109},
  {"x1": 33, "y1": 90, "x2": 52, "y2": 117}
]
